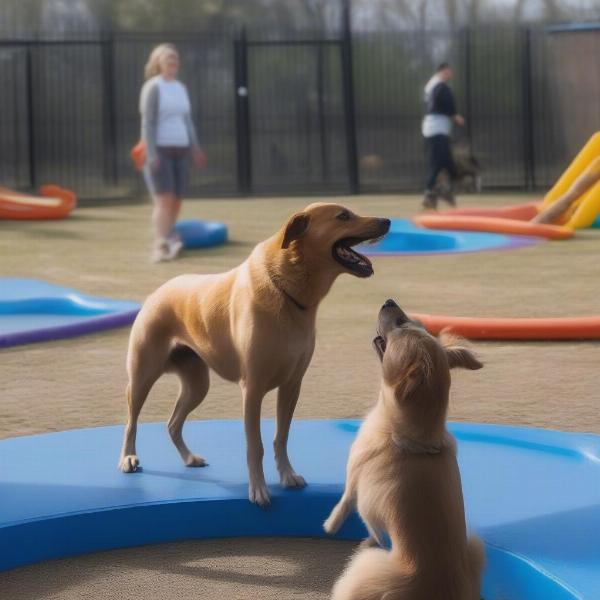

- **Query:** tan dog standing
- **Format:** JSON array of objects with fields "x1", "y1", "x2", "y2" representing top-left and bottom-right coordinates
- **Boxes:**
[
  {"x1": 324, "y1": 299, "x2": 484, "y2": 599},
  {"x1": 119, "y1": 203, "x2": 390, "y2": 506}
]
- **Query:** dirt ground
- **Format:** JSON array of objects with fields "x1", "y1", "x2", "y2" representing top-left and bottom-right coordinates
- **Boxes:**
[{"x1": 1, "y1": 193, "x2": 599, "y2": 599}]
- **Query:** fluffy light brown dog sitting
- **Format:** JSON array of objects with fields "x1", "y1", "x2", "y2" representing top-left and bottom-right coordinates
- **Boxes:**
[
  {"x1": 324, "y1": 299, "x2": 484, "y2": 599},
  {"x1": 118, "y1": 203, "x2": 390, "y2": 506}
]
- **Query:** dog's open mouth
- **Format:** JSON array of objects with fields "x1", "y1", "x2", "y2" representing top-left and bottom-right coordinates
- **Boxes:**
[{"x1": 333, "y1": 236, "x2": 382, "y2": 277}]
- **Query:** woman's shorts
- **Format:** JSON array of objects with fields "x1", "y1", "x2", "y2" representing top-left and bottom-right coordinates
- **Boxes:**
[{"x1": 143, "y1": 146, "x2": 191, "y2": 198}]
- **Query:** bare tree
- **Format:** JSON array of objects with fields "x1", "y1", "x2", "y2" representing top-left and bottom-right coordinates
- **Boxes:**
[
  {"x1": 540, "y1": 0, "x2": 568, "y2": 20},
  {"x1": 0, "y1": 0, "x2": 44, "y2": 36}
]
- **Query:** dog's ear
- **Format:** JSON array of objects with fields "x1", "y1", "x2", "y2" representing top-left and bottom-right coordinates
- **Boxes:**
[
  {"x1": 439, "y1": 331, "x2": 483, "y2": 370},
  {"x1": 391, "y1": 362, "x2": 426, "y2": 401},
  {"x1": 372, "y1": 335, "x2": 385, "y2": 362},
  {"x1": 382, "y1": 337, "x2": 430, "y2": 400},
  {"x1": 281, "y1": 212, "x2": 310, "y2": 249}
]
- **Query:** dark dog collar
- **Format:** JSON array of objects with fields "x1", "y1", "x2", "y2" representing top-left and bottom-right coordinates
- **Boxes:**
[{"x1": 267, "y1": 269, "x2": 307, "y2": 312}]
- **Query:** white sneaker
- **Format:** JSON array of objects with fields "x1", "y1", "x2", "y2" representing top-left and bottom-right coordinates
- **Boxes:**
[
  {"x1": 166, "y1": 235, "x2": 184, "y2": 260},
  {"x1": 151, "y1": 239, "x2": 171, "y2": 263}
]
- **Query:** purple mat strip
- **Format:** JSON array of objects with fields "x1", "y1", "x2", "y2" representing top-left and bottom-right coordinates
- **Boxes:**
[{"x1": 0, "y1": 309, "x2": 139, "y2": 349}]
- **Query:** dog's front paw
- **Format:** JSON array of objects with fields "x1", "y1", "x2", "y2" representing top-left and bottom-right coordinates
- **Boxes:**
[
  {"x1": 248, "y1": 481, "x2": 271, "y2": 507},
  {"x1": 119, "y1": 455, "x2": 140, "y2": 473},
  {"x1": 185, "y1": 454, "x2": 207, "y2": 467},
  {"x1": 280, "y1": 468, "x2": 307, "y2": 489},
  {"x1": 323, "y1": 513, "x2": 338, "y2": 535},
  {"x1": 324, "y1": 500, "x2": 349, "y2": 535}
]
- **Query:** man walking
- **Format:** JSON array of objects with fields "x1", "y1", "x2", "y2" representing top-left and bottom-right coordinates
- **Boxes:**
[{"x1": 421, "y1": 63, "x2": 465, "y2": 209}]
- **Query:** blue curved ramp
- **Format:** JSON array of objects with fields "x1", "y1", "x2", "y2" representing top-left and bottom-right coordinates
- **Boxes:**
[
  {"x1": 0, "y1": 278, "x2": 140, "y2": 348},
  {"x1": 0, "y1": 419, "x2": 598, "y2": 598},
  {"x1": 358, "y1": 219, "x2": 540, "y2": 255}
]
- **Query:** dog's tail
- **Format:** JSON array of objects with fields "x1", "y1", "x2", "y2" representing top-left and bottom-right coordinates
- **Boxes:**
[
  {"x1": 333, "y1": 540, "x2": 485, "y2": 600},
  {"x1": 332, "y1": 547, "x2": 406, "y2": 600}
]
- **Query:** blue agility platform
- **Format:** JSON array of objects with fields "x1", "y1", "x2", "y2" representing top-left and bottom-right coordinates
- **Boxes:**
[
  {"x1": 0, "y1": 278, "x2": 140, "y2": 348},
  {"x1": 358, "y1": 219, "x2": 540, "y2": 256},
  {"x1": 0, "y1": 420, "x2": 598, "y2": 599},
  {"x1": 174, "y1": 219, "x2": 228, "y2": 249}
]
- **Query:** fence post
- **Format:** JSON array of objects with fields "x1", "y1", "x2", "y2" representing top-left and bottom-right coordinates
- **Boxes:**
[
  {"x1": 341, "y1": 0, "x2": 359, "y2": 194},
  {"x1": 102, "y1": 32, "x2": 118, "y2": 186},
  {"x1": 234, "y1": 27, "x2": 252, "y2": 195},
  {"x1": 463, "y1": 26, "x2": 473, "y2": 144},
  {"x1": 316, "y1": 42, "x2": 330, "y2": 184},
  {"x1": 521, "y1": 27, "x2": 536, "y2": 190},
  {"x1": 25, "y1": 45, "x2": 36, "y2": 190},
  {"x1": 12, "y1": 48, "x2": 23, "y2": 187}
]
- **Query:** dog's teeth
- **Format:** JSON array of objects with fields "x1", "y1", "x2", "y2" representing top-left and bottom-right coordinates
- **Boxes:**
[{"x1": 337, "y1": 245, "x2": 371, "y2": 267}]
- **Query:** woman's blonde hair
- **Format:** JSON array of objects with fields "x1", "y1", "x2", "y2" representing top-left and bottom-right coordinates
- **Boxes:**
[{"x1": 144, "y1": 43, "x2": 178, "y2": 80}]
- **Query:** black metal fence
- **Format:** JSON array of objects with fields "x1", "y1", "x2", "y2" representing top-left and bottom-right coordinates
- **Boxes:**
[{"x1": 0, "y1": 25, "x2": 598, "y2": 199}]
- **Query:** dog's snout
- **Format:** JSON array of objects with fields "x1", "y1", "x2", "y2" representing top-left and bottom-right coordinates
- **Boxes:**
[
  {"x1": 379, "y1": 218, "x2": 391, "y2": 232},
  {"x1": 383, "y1": 299, "x2": 398, "y2": 309}
]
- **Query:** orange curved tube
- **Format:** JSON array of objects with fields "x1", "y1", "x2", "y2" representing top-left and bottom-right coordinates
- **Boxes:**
[
  {"x1": 438, "y1": 202, "x2": 542, "y2": 221},
  {"x1": 413, "y1": 214, "x2": 573, "y2": 240},
  {"x1": 0, "y1": 185, "x2": 76, "y2": 220},
  {"x1": 412, "y1": 313, "x2": 600, "y2": 340}
]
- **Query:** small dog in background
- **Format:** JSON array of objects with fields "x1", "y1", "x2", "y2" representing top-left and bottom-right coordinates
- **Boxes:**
[
  {"x1": 431, "y1": 141, "x2": 482, "y2": 209},
  {"x1": 360, "y1": 154, "x2": 385, "y2": 173},
  {"x1": 324, "y1": 299, "x2": 484, "y2": 600}
]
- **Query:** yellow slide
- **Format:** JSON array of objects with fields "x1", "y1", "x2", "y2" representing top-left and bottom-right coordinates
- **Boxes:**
[{"x1": 541, "y1": 132, "x2": 600, "y2": 229}]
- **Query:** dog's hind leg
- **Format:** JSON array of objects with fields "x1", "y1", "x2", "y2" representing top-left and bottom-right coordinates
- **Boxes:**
[
  {"x1": 119, "y1": 331, "x2": 171, "y2": 473},
  {"x1": 166, "y1": 345, "x2": 210, "y2": 467},
  {"x1": 274, "y1": 378, "x2": 306, "y2": 489},
  {"x1": 360, "y1": 523, "x2": 387, "y2": 550}
]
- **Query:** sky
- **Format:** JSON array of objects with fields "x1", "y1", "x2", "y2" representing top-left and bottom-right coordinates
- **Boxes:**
[{"x1": 2, "y1": 0, "x2": 600, "y2": 36}]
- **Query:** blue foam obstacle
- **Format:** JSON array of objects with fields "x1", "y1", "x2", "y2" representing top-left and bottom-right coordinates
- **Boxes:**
[
  {"x1": 174, "y1": 219, "x2": 228, "y2": 249},
  {"x1": 0, "y1": 419, "x2": 598, "y2": 598},
  {"x1": 358, "y1": 219, "x2": 540, "y2": 255},
  {"x1": 0, "y1": 278, "x2": 140, "y2": 348}
]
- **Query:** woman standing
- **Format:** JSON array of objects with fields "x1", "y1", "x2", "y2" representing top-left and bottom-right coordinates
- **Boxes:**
[{"x1": 140, "y1": 44, "x2": 205, "y2": 262}]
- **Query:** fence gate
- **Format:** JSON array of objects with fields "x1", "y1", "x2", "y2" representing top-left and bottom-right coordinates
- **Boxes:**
[{"x1": 236, "y1": 37, "x2": 353, "y2": 194}]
